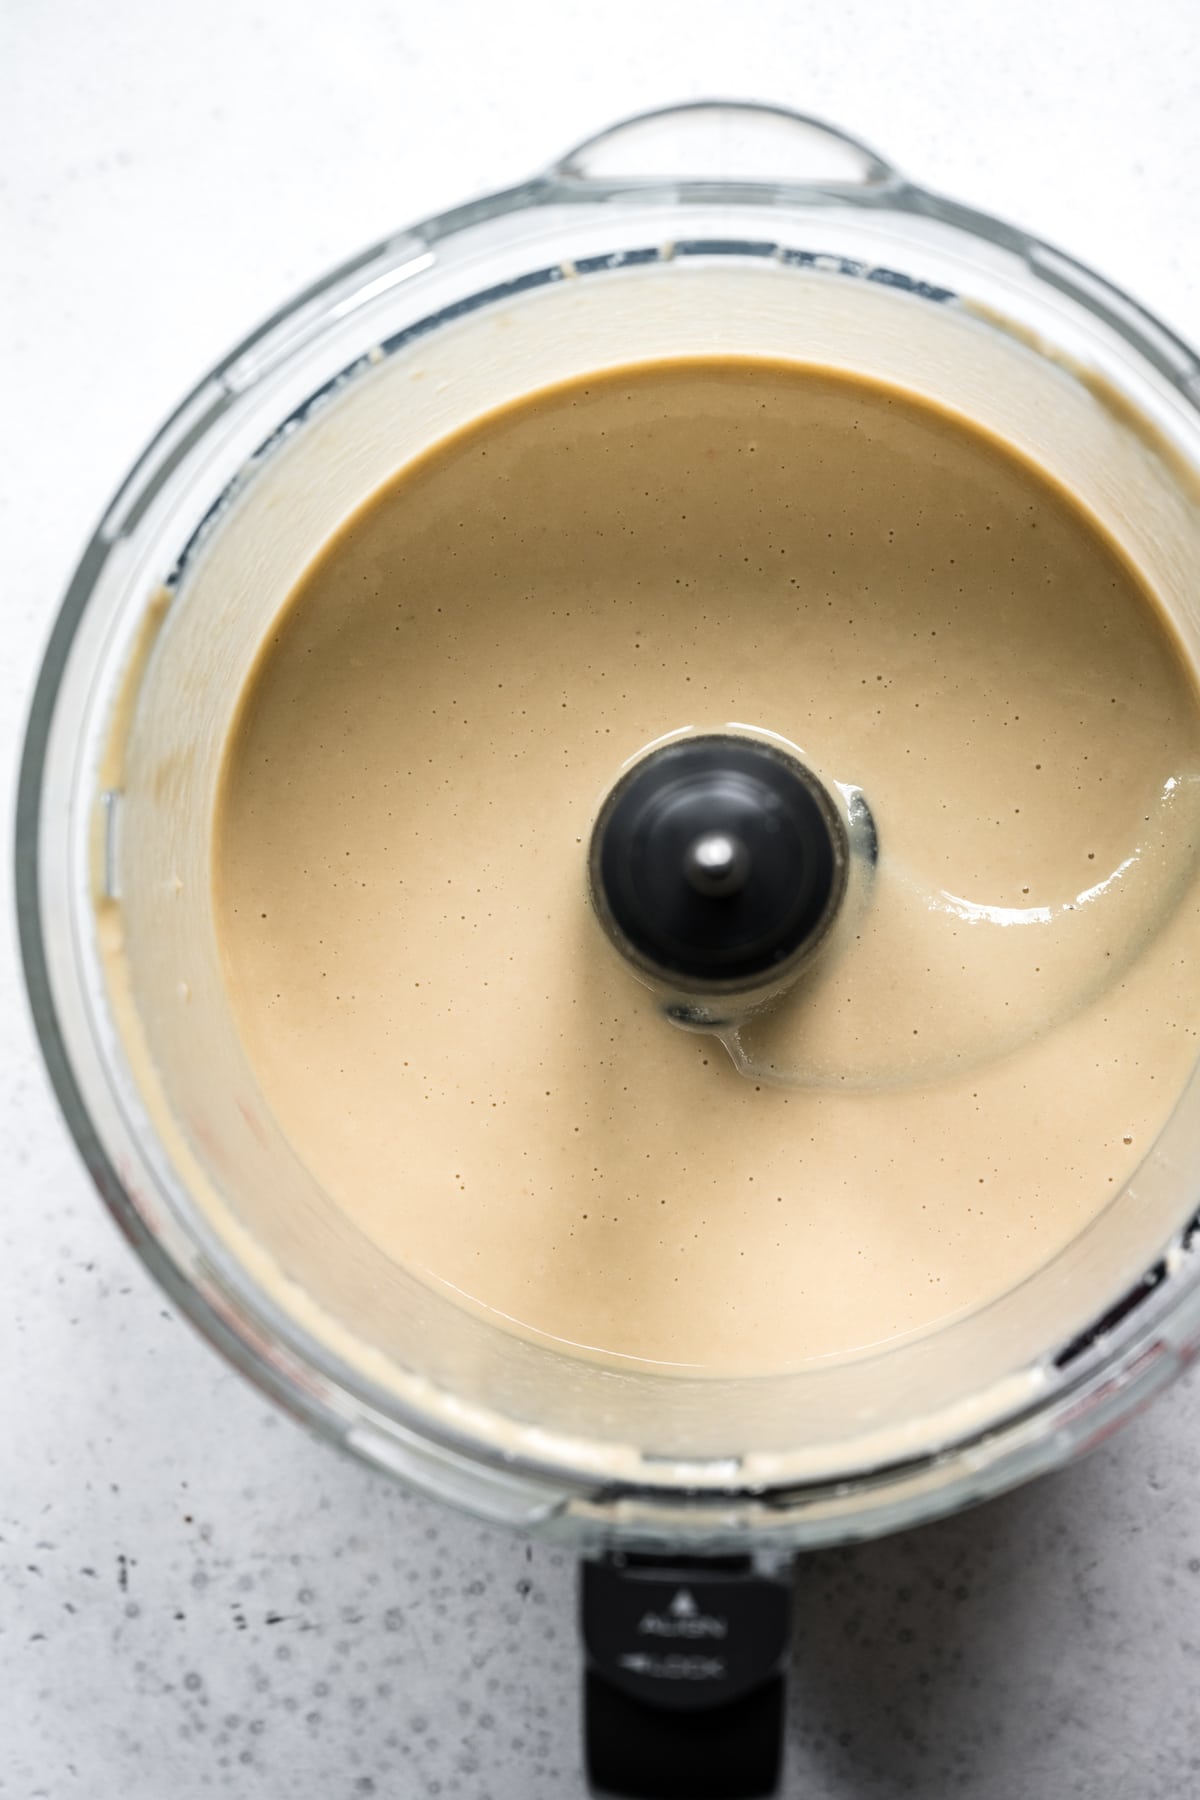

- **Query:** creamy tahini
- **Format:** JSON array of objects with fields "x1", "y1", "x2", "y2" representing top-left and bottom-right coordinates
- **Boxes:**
[{"x1": 212, "y1": 359, "x2": 1200, "y2": 1373}]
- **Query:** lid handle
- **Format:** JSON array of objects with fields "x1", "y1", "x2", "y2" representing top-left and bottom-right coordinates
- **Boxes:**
[{"x1": 552, "y1": 100, "x2": 897, "y2": 191}]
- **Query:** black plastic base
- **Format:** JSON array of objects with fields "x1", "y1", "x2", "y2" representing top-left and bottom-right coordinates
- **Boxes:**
[
  {"x1": 586, "y1": 1669, "x2": 785, "y2": 1800},
  {"x1": 581, "y1": 1555, "x2": 794, "y2": 1800}
]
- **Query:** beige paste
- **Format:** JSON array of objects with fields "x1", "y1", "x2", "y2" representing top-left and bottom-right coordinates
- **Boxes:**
[{"x1": 212, "y1": 357, "x2": 1200, "y2": 1374}]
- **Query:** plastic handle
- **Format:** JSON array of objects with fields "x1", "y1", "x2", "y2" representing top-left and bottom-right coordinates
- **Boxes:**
[
  {"x1": 581, "y1": 1554, "x2": 795, "y2": 1798},
  {"x1": 552, "y1": 99, "x2": 896, "y2": 191}
]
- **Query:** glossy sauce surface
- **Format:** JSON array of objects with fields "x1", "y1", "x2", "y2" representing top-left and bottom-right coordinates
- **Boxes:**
[{"x1": 213, "y1": 359, "x2": 1200, "y2": 1372}]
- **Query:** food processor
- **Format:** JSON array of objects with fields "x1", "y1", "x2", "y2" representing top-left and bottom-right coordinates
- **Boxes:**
[{"x1": 17, "y1": 102, "x2": 1200, "y2": 1797}]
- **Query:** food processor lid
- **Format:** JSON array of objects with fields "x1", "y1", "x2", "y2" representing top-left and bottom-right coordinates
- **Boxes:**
[{"x1": 17, "y1": 98, "x2": 1200, "y2": 1555}]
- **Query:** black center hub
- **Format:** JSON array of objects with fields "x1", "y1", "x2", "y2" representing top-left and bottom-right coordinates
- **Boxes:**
[{"x1": 589, "y1": 735, "x2": 846, "y2": 993}]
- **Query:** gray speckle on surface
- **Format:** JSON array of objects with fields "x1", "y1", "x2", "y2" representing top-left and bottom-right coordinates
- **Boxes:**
[{"x1": 4, "y1": 1396, "x2": 1200, "y2": 1797}]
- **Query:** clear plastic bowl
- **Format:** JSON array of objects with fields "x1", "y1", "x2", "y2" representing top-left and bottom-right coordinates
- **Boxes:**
[{"x1": 17, "y1": 102, "x2": 1200, "y2": 1549}]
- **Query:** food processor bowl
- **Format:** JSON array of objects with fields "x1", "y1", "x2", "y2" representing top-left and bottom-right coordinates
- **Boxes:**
[{"x1": 18, "y1": 101, "x2": 1200, "y2": 1553}]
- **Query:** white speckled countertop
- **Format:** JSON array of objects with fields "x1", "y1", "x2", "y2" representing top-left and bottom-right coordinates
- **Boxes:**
[{"x1": 4, "y1": 4, "x2": 1200, "y2": 1795}]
